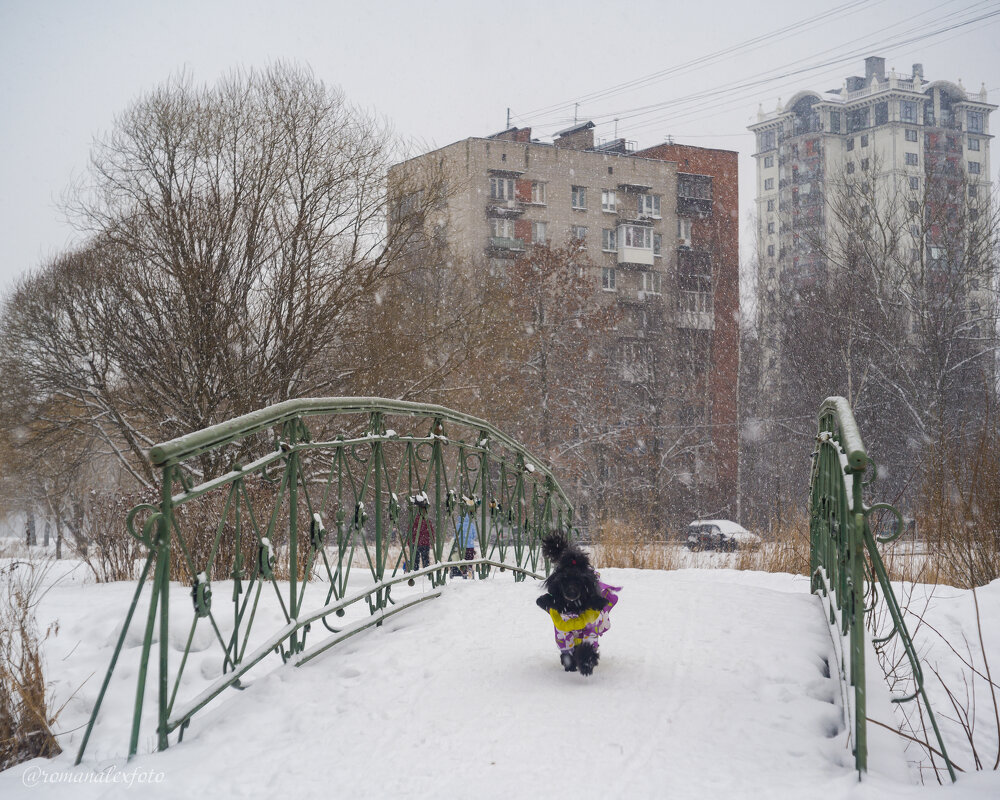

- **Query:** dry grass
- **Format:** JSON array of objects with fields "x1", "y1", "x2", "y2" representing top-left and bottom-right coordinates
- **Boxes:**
[
  {"x1": 0, "y1": 558, "x2": 63, "y2": 770},
  {"x1": 735, "y1": 512, "x2": 811, "y2": 575},
  {"x1": 591, "y1": 516, "x2": 682, "y2": 570},
  {"x1": 915, "y1": 415, "x2": 1000, "y2": 590}
]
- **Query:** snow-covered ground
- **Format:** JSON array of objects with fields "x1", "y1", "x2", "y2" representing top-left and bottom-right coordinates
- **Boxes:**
[{"x1": 1, "y1": 554, "x2": 999, "y2": 799}]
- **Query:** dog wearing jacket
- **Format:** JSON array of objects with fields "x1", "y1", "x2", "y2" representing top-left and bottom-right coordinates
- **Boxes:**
[{"x1": 536, "y1": 532, "x2": 620, "y2": 676}]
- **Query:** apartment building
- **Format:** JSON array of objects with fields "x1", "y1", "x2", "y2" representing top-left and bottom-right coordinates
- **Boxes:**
[
  {"x1": 749, "y1": 56, "x2": 995, "y2": 383},
  {"x1": 389, "y1": 124, "x2": 739, "y2": 522}
]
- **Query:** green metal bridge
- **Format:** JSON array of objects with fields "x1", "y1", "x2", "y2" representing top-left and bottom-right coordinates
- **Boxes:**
[{"x1": 74, "y1": 395, "x2": 955, "y2": 783}]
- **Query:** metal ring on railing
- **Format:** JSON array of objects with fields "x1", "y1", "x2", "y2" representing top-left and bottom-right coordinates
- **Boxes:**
[{"x1": 864, "y1": 502, "x2": 905, "y2": 544}]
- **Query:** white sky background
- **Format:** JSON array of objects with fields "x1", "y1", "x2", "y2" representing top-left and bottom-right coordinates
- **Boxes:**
[{"x1": 1, "y1": 0, "x2": 998, "y2": 298}]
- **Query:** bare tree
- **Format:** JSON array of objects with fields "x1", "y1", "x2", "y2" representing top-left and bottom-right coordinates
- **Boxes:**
[
  {"x1": 0, "y1": 65, "x2": 448, "y2": 486},
  {"x1": 750, "y1": 150, "x2": 999, "y2": 515}
]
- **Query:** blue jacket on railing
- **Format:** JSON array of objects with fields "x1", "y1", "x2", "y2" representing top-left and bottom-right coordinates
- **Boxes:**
[{"x1": 456, "y1": 514, "x2": 477, "y2": 549}]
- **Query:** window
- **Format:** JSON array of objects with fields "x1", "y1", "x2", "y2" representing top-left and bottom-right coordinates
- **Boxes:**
[
  {"x1": 969, "y1": 184, "x2": 978, "y2": 199},
  {"x1": 759, "y1": 130, "x2": 775, "y2": 151},
  {"x1": 846, "y1": 161, "x2": 855, "y2": 174},
  {"x1": 678, "y1": 218, "x2": 692, "y2": 242},
  {"x1": 767, "y1": 222, "x2": 775, "y2": 234},
  {"x1": 637, "y1": 193, "x2": 661, "y2": 218},
  {"x1": 861, "y1": 158, "x2": 869, "y2": 171},
  {"x1": 601, "y1": 228, "x2": 617, "y2": 251},
  {"x1": 489, "y1": 177, "x2": 514, "y2": 200},
  {"x1": 874, "y1": 102, "x2": 888, "y2": 126},
  {"x1": 846, "y1": 138, "x2": 855, "y2": 151},
  {"x1": 766, "y1": 199, "x2": 775, "y2": 212},
  {"x1": 532, "y1": 221, "x2": 547, "y2": 244},
  {"x1": 767, "y1": 244, "x2": 775, "y2": 257},
  {"x1": 623, "y1": 225, "x2": 652, "y2": 249},
  {"x1": 829, "y1": 111, "x2": 841, "y2": 134},
  {"x1": 653, "y1": 233, "x2": 662, "y2": 257},
  {"x1": 969, "y1": 161, "x2": 981, "y2": 174},
  {"x1": 572, "y1": 225, "x2": 588, "y2": 240},
  {"x1": 531, "y1": 182, "x2": 547, "y2": 204},
  {"x1": 602, "y1": 267, "x2": 616, "y2": 291},
  {"x1": 641, "y1": 271, "x2": 662, "y2": 295},
  {"x1": 601, "y1": 189, "x2": 616, "y2": 212},
  {"x1": 909, "y1": 201, "x2": 920, "y2": 213},
  {"x1": 571, "y1": 185, "x2": 587, "y2": 210},
  {"x1": 847, "y1": 108, "x2": 869, "y2": 132},
  {"x1": 901, "y1": 100, "x2": 917, "y2": 123},
  {"x1": 924, "y1": 132, "x2": 932, "y2": 148},
  {"x1": 968, "y1": 111, "x2": 984, "y2": 133},
  {"x1": 969, "y1": 137, "x2": 981, "y2": 152},
  {"x1": 763, "y1": 155, "x2": 774, "y2": 168},
  {"x1": 909, "y1": 176, "x2": 919, "y2": 190},
  {"x1": 905, "y1": 129, "x2": 918, "y2": 142},
  {"x1": 490, "y1": 217, "x2": 514, "y2": 238},
  {"x1": 905, "y1": 153, "x2": 918, "y2": 166},
  {"x1": 861, "y1": 134, "x2": 869, "y2": 148},
  {"x1": 764, "y1": 178, "x2": 774, "y2": 190}
]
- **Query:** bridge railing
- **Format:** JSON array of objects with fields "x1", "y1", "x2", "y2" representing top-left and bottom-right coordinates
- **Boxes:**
[
  {"x1": 809, "y1": 396, "x2": 955, "y2": 781},
  {"x1": 75, "y1": 398, "x2": 573, "y2": 764}
]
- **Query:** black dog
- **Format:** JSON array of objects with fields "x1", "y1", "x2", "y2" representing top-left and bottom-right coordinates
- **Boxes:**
[{"x1": 536, "y1": 532, "x2": 620, "y2": 676}]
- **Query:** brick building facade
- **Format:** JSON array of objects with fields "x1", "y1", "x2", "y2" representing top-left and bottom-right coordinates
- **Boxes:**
[{"x1": 389, "y1": 125, "x2": 739, "y2": 528}]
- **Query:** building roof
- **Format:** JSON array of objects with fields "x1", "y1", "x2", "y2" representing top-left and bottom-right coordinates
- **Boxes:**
[{"x1": 553, "y1": 120, "x2": 595, "y2": 137}]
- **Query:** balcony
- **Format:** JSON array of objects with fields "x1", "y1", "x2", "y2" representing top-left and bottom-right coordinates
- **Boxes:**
[
  {"x1": 487, "y1": 236, "x2": 525, "y2": 253},
  {"x1": 677, "y1": 195, "x2": 712, "y2": 217},
  {"x1": 487, "y1": 200, "x2": 524, "y2": 217},
  {"x1": 617, "y1": 224, "x2": 655, "y2": 266},
  {"x1": 676, "y1": 291, "x2": 714, "y2": 330}
]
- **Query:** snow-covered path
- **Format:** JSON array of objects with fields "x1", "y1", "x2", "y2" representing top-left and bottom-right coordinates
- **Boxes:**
[
  {"x1": 242, "y1": 569, "x2": 849, "y2": 799},
  {"x1": 10, "y1": 565, "x2": 973, "y2": 799}
]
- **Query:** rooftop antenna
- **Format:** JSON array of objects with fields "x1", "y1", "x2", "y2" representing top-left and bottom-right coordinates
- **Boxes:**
[
  {"x1": 574, "y1": 102, "x2": 579, "y2": 125},
  {"x1": 614, "y1": 118, "x2": 619, "y2": 138},
  {"x1": 506, "y1": 107, "x2": 511, "y2": 129}
]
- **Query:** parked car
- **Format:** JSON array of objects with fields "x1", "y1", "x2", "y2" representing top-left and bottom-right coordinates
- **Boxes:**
[{"x1": 685, "y1": 520, "x2": 761, "y2": 552}]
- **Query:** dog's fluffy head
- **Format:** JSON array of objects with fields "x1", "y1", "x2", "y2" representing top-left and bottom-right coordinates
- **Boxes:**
[{"x1": 541, "y1": 532, "x2": 605, "y2": 615}]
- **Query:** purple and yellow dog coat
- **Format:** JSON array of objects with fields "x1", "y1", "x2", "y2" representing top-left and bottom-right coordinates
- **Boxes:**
[{"x1": 548, "y1": 579, "x2": 621, "y2": 653}]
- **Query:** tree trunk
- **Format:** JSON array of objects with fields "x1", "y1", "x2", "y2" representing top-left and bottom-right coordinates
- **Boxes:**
[{"x1": 25, "y1": 509, "x2": 36, "y2": 546}]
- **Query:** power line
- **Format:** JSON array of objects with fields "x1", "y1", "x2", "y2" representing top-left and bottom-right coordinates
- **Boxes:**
[
  {"x1": 510, "y1": 0, "x2": 998, "y2": 145},
  {"x1": 516, "y1": 1, "x2": 876, "y2": 122},
  {"x1": 615, "y1": 3, "x2": 1000, "y2": 141}
]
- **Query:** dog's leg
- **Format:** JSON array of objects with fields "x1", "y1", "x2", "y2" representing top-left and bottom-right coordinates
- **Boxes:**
[
  {"x1": 574, "y1": 642, "x2": 599, "y2": 676},
  {"x1": 559, "y1": 650, "x2": 577, "y2": 672}
]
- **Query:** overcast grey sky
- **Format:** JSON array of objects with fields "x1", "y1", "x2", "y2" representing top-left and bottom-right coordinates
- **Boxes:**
[{"x1": 1, "y1": 0, "x2": 998, "y2": 295}]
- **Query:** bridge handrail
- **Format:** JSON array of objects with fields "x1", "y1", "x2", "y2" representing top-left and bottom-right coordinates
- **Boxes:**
[{"x1": 809, "y1": 396, "x2": 955, "y2": 782}]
